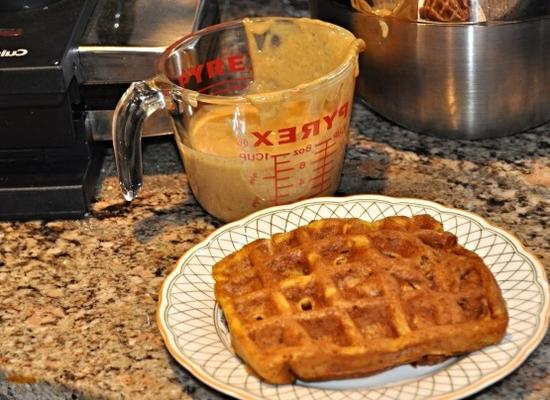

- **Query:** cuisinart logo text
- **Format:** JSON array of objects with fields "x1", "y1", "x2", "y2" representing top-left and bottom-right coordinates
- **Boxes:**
[{"x1": 0, "y1": 49, "x2": 28, "y2": 57}]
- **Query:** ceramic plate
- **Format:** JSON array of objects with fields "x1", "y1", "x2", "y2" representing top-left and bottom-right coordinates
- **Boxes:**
[{"x1": 157, "y1": 195, "x2": 550, "y2": 400}]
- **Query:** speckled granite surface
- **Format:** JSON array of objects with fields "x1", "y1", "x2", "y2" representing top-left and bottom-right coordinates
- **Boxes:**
[{"x1": 1, "y1": 1, "x2": 549, "y2": 400}]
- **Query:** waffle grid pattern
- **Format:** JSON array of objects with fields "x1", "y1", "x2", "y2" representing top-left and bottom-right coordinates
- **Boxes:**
[
  {"x1": 420, "y1": 0, "x2": 472, "y2": 22},
  {"x1": 160, "y1": 197, "x2": 549, "y2": 400}
]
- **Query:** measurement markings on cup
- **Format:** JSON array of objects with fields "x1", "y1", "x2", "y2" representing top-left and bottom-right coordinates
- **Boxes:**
[
  {"x1": 263, "y1": 152, "x2": 295, "y2": 205},
  {"x1": 310, "y1": 138, "x2": 337, "y2": 196}
]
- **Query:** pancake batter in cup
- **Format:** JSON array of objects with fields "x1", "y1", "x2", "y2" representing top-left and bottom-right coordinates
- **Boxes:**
[{"x1": 174, "y1": 18, "x2": 365, "y2": 221}]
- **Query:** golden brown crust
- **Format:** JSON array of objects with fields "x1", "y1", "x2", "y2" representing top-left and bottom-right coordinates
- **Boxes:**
[
  {"x1": 213, "y1": 215, "x2": 508, "y2": 384},
  {"x1": 420, "y1": 0, "x2": 472, "y2": 22}
]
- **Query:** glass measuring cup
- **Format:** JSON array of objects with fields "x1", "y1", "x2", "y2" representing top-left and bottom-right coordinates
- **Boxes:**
[{"x1": 113, "y1": 17, "x2": 365, "y2": 222}]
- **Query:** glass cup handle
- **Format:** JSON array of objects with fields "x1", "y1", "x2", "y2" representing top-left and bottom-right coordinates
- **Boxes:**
[{"x1": 112, "y1": 77, "x2": 175, "y2": 201}]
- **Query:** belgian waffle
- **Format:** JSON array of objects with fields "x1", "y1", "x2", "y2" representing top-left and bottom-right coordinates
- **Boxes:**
[
  {"x1": 420, "y1": 0, "x2": 472, "y2": 22},
  {"x1": 213, "y1": 215, "x2": 508, "y2": 384}
]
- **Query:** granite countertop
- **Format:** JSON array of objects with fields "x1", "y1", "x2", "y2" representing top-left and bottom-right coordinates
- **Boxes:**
[{"x1": 1, "y1": 1, "x2": 550, "y2": 400}]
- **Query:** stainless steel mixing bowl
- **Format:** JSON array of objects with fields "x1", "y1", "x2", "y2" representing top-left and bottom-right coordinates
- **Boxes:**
[{"x1": 310, "y1": 0, "x2": 550, "y2": 139}]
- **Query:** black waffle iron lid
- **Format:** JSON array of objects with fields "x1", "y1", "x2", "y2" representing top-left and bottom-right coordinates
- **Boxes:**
[{"x1": 0, "y1": 0, "x2": 96, "y2": 95}]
